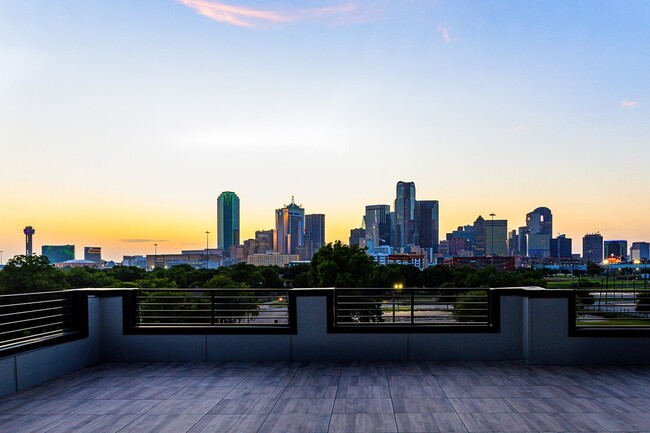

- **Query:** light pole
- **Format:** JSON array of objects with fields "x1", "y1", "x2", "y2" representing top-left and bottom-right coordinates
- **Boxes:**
[
  {"x1": 393, "y1": 283, "x2": 403, "y2": 322},
  {"x1": 489, "y1": 213, "x2": 496, "y2": 259},
  {"x1": 205, "y1": 231, "x2": 210, "y2": 269}
]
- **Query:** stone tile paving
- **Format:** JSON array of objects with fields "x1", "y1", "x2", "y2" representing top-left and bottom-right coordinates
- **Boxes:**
[{"x1": 1, "y1": 361, "x2": 650, "y2": 432}]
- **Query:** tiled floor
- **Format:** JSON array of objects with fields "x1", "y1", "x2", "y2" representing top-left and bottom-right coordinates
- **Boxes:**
[{"x1": 2, "y1": 361, "x2": 650, "y2": 432}]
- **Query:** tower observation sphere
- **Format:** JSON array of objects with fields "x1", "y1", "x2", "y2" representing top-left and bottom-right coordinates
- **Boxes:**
[{"x1": 24, "y1": 226, "x2": 35, "y2": 256}]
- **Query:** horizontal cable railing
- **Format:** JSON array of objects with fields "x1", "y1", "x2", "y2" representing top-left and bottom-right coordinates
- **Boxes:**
[
  {"x1": 0, "y1": 291, "x2": 84, "y2": 350},
  {"x1": 575, "y1": 289, "x2": 650, "y2": 328},
  {"x1": 132, "y1": 289, "x2": 291, "y2": 328},
  {"x1": 334, "y1": 288, "x2": 492, "y2": 327}
]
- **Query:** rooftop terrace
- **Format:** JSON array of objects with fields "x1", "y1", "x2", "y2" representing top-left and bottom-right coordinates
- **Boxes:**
[
  {"x1": 4, "y1": 360, "x2": 650, "y2": 432},
  {"x1": 3, "y1": 287, "x2": 650, "y2": 432}
]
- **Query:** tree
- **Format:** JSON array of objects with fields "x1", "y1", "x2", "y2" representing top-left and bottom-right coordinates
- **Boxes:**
[
  {"x1": 63, "y1": 267, "x2": 118, "y2": 288},
  {"x1": 281, "y1": 263, "x2": 310, "y2": 288},
  {"x1": 310, "y1": 242, "x2": 382, "y2": 322},
  {"x1": 309, "y1": 241, "x2": 376, "y2": 287},
  {"x1": 421, "y1": 265, "x2": 454, "y2": 288},
  {"x1": 203, "y1": 275, "x2": 259, "y2": 323},
  {"x1": 0, "y1": 255, "x2": 67, "y2": 294},
  {"x1": 586, "y1": 263, "x2": 603, "y2": 277}
]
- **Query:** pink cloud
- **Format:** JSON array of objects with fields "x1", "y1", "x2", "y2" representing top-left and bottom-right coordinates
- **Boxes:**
[
  {"x1": 438, "y1": 25, "x2": 451, "y2": 43},
  {"x1": 620, "y1": 100, "x2": 640, "y2": 108},
  {"x1": 177, "y1": 0, "x2": 367, "y2": 28}
]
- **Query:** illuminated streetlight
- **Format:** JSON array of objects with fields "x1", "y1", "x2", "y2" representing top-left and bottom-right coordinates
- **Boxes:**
[{"x1": 392, "y1": 282, "x2": 404, "y2": 322}]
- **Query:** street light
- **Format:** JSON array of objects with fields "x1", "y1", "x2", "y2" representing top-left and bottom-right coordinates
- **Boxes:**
[
  {"x1": 205, "y1": 231, "x2": 210, "y2": 269},
  {"x1": 393, "y1": 283, "x2": 404, "y2": 322},
  {"x1": 489, "y1": 213, "x2": 496, "y2": 260}
]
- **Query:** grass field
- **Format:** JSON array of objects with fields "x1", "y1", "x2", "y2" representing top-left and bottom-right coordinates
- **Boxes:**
[{"x1": 546, "y1": 276, "x2": 650, "y2": 291}]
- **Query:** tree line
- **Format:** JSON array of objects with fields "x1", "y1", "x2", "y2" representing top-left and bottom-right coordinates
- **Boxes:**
[{"x1": 0, "y1": 241, "x2": 547, "y2": 295}]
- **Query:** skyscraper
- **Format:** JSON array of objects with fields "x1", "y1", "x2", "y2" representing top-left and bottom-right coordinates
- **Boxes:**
[
  {"x1": 416, "y1": 200, "x2": 439, "y2": 254},
  {"x1": 274, "y1": 196, "x2": 305, "y2": 255},
  {"x1": 349, "y1": 228, "x2": 365, "y2": 247},
  {"x1": 604, "y1": 240, "x2": 628, "y2": 261},
  {"x1": 472, "y1": 216, "x2": 486, "y2": 257},
  {"x1": 526, "y1": 207, "x2": 553, "y2": 258},
  {"x1": 485, "y1": 219, "x2": 507, "y2": 257},
  {"x1": 517, "y1": 226, "x2": 528, "y2": 257},
  {"x1": 583, "y1": 233, "x2": 604, "y2": 263},
  {"x1": 305, "y1": 214, "x2": 325, "y2": 250},
  {"x1": 447, "y1": 225, "x2": 475, "y2": 256},
  {"x1": 364, "y1": 204, "x2": 392, "y2": 247},
  {"x1": 550, "y1": 235, "x2": 572, "y2": 259},
  {"x1": 394, "y1": 181, "x2": 416, "y2": 248},
  {"x1": 255, "y1": 230, "x2": 274, "y2": 253},
  {"x1": 217, "y1": 191, "x2": 240, "y2": 254},
  {"x1": 631, "y1": 242, "x2": 650, "y2": 261}
]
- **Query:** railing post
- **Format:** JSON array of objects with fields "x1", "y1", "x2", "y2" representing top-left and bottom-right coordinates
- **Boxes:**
[
  {"x1": 410, "y1": 290, "x2": 415, "y2": 324},
  {"x1": 73, "y1": 291, "x2": 89, "y2": 336},
  {"x1": 211, "y1": 291, "x2": 215, "y2": 325}
]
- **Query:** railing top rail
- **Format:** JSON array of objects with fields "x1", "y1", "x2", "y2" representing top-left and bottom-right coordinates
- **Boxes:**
[
  {"x1": 0, "y1": 291, "x2": 76, "y2": 299},
  {"x1": 134, "y1": 288, "x2": 290, "y2": 292}
]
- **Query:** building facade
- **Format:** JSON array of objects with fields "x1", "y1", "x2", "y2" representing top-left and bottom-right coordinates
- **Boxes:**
[
  {"x1": 604, "y1": 240, "x2": 628, "y2": 261},
  {"x1": 472, "y1": 216, "x2": 486, "y2": 257},
  {"x1": 485, "y1": 219, "x2": 508, "y2": 257},
  {"x1": 247, "y1": 252, "x2": 299, "y2": 267},
  {"x1": 364, "y1": 204, "x2": 392, "y2": 248},
  {"x1": 274, "y1": 197, "x2": 305, "y2": 255},
  {"x1": 217, "y1": 191, "x2": 240, "y2": 254},
  {"x1": 394, "y1": 181, "x2": 417, "y2": 248},
  {"x1": 583, "y1": 233, "x2": 604, "y2": 263},
  {"x1": 631, "y1": 242, "x2": 650, "y2": 262},
  {"x1": 550, "y1": 235, "x2": 572, "y2": 259},
  {"x1": 304, "y1": 214, "x2": 325, "y2": 259},
  {"x1": 84, "y1": 247, "x2": 102, "y2": 263},
  {"x1": 42, "y1": 245, "x2": 75, "y2": 264},
  {"x1": 444, "y1": 256, "x2": 516, "y2": 272},
  {"x1": 416, "y1": 200, "x2": 439, "y2": 254},
  {"x1": 349, "y1": 228, "x2": 365, "y2": 247},
  {"x1": 254, "y1": 230, "x2": 274, "y2": 253},
  {"x1": 526, "y1": 207, "x2": 553, "y2": 258}
]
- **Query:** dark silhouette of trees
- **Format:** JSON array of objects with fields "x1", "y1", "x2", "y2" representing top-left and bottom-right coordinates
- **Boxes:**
[
  {"x1": 0, "y1": 255, "x2": 67, "y2": 294},
  {"x1": 0, "y1": 248, "x2": 549, "y2": 296},
  {"x1": 309, "y1": 241, "x2": 376, "y2": 287},
  {"x1": 587, "y1": 263, "x2": 603, "y2": 276}
]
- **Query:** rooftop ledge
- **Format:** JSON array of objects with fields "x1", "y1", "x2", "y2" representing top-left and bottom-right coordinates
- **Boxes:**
[{"x1": 3, "y1": 287, "x2": 650, "y2": 398}]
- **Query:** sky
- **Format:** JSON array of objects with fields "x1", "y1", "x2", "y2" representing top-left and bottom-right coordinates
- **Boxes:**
[{"x1": 1, "y1": 0, "x2": 649, "y2": 262}]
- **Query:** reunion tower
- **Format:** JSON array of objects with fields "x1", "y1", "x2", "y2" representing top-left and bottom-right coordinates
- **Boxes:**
[{"x1": 24, "y1": 226, "x2": 35, "y2": 256}]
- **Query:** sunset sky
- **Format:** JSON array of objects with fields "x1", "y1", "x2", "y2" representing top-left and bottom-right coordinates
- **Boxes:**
[{"x1": 1, "y1": 0, "x2": 649, "y2": 261}]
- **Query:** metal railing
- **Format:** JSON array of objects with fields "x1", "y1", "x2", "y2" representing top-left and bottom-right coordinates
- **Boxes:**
[
  {"x1": 334, "y1": 288, "x2": 492, "y2": 327},
  {"x1": 0, "y1": 291, "x2": 86, "y2": 351},
  {"x1": 575, "y1": 288, "x2": 650, "y2": 328},
  {"x1": 130, "y1": 288, "x2": 291, "y2": 328}
]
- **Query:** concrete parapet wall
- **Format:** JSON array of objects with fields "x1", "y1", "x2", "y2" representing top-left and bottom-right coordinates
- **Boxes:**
[{"x1": 5, "y1": 287, "x2": 650, "y2": 399}]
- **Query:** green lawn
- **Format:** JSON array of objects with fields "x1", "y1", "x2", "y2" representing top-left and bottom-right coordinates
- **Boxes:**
[{"x1": 577, "y1": 319, "x2": 650, "y2": 327}]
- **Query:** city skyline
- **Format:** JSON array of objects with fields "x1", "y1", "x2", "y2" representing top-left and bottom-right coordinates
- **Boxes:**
[
  {"x1": 1, "y1": 1, "x2": 649, "y2": 260},
  {"x1": 1, "y1": 188, "x2": 647, "y2": 262}
]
